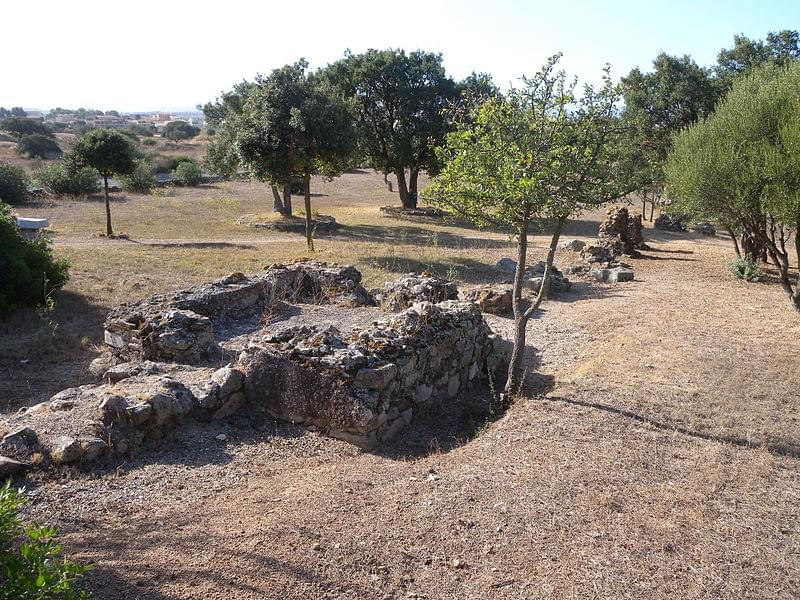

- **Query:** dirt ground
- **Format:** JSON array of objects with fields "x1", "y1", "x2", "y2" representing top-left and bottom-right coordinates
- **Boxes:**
[{"x1": 2, "y1": 168, "x2": 799, "y2": 599}]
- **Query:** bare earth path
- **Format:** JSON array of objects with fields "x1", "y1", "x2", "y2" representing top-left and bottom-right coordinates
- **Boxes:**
[{"x1": 24, "y1": 229, "x2": 800, "y2": 599}]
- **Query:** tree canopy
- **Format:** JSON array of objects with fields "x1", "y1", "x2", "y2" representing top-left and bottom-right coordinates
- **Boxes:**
[
  {"x1": 0, "y1": 117, "x2": 54, "y2": 139},
  {"x1": 204, "y1": 60, "x2": 356, "y2": 247},
  {"x1": 425, "y1": 55, "x2": 633, "y2": 394},
  {"x1": 323, "y1": 49, "x2": 458, "y2": 208},
  {"x1": 69, "y1": 129, "x2": 138, "y2": 236},
  {"x1": 162, "y1": 120, "x2": 201, "y2": 141},
  {"x1": 666, "y1": 62, "x2": 800, "y2": 311}
]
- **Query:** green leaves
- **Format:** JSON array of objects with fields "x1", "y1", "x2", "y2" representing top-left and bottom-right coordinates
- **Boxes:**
[
  {"x1": 0, "y1": 481, "x2": 89, "y2": 599},
  {"x1": 424, "y1": 55, "x2": 631, "y2": 232},
  {"x1": 68, "y1": 129, "x2": 137, "y2": 178}
]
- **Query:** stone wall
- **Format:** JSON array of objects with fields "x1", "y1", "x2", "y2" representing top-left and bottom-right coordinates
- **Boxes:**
[
  {"x1": 104, "y1": 261, "x2": 374, "y2": 363},
  {"x1": 239, "y1": 300, "x2": 511, "y2": 449},
  {"x1": 0, "y1": 266, "x2": 511, "y2": 475}
]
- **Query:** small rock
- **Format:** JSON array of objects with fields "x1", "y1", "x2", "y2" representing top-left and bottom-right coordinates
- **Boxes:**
[
  {"x1": 211, "y1": 366, "x2": 245, "y2": 399},
  {"x1": 0, "y1": 455, "x2": 28, "y2": 478},
  {"x1": 50, "y1": 436, "x2": 82, "y2": 464},
  {"x1": 495, "y1": 258, "x2": 517, "y2": 274},
  {"x1": 452, "y1": 559, "x2": 465, "y2": 569},
  {"x1": 215, "y1": 433, "x2": 228, "y2": 442},
  {"x1": 559, "y1": 239, "x2": 586, "y2": 251}
]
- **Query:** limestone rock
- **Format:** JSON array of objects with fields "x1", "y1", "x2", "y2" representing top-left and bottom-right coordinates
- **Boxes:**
[
  {"x1": 376, "y1": 273, "x2": 458, "y2": 311},
  {"x1": 654, "y1": 214, "x2": 686, "y2": 232},
  {"x1": 211, "y1": 366, "x2": 245, "y2": 399},
  {"x1": 50, "y1": 436, "x2": 82, "y2": 464},
  {"x1": 591, "y1": 266, "x2": 635, "y2": 283},
  {"x1": 559, "y1": 239, "x2": 586, "y2": 251},
  {"x1": 464, "y1": 287, "x2": 512, "y2": 315}
]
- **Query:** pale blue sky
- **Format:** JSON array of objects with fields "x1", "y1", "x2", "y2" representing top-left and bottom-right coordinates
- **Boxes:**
[{"x1": 2, "y1": 0, "x2": 798, "y2": 111}]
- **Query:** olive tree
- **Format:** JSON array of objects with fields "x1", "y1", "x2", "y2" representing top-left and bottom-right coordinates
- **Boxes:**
[
  {"x1": 424, "y1": 55, "x2": 632, "y2": 396},
  {"x1": 667, "y1": 62, "x2": 800, "y2": 311},
  {"x1": 68, "y1": 129, "x2": 137, "y2": 236}
]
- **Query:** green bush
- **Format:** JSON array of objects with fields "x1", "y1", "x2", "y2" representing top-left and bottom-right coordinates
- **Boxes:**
[
  {"x1": 152, "y1": 154, "x2": 194, "y2": 173},
  {"x1": 172, "y1": 160, "x2": 202, "y2": 186},
  {"x1": 117, "y1": 159, "x2": 156, "y2": 193},
  {"x1": 728, "y1": 257, "x2": 763, "y2": 282},
  {"x1": 0, "y1": 202, "x2": 69, "y2": 317},
  {"x1": 0, "y1": 161, "x2": 29, "y2": 205},
  {"x1": 34, "y1": 162, "x2": 100, "y2": 197},
  {"x1": 0, "y1": 481, "x2": 89, "y2": 599},
  {"x1": 141, "y1": 138, "x2": 157, "y2": 146},
  {"x1": 0, "y1": 117, "x2": 53, "y2": 139},
  {"x1": 162, "y1": 120, "x2": 200, "y2": 141},
  {"x1": 16, "y1": 134, "x2": 61, "y2": 159}
]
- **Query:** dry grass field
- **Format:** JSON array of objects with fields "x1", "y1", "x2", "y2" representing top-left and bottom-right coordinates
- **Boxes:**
[{"x1": 2, "y1": 165, "x2": 799, "y2": 599}]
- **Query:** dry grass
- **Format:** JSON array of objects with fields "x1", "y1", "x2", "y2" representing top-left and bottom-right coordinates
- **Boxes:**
[{"x1": 3, "y1": 168, "x2": 800, "y2": 599}]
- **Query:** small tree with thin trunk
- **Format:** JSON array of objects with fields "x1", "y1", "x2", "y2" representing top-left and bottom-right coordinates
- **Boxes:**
[
  {"x1": 424, "y1": 55, "x2": 633, "y2": 397},
  {"x1": 68, "y1": 129, "x2": 137, "y2": 236}
]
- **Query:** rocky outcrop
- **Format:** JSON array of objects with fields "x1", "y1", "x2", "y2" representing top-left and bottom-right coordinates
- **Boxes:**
[
  {"x1": 104, "y1": 261, "x2": 374, "y2": 363},
  {"x1": 375, "y1": 273, "x2": 459, "y2": 311}
]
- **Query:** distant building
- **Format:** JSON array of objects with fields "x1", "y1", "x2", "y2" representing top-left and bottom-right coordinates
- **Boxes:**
[{"x1": 87, "y1": 114, "x2": 132, "y2": 130}]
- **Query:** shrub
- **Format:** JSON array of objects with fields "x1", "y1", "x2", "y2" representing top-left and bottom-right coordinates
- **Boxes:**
[
  {"x1": 141, "y1": 138, "x2": 157, "y2": 146},
  {"x1": 34, "y1": 162, "x2": 100, "y2": 197},
  {"x1": 0, "y1": 117, "x2": 53, "y2": 139},
  {"x1": 152, "y1": 154, "x2": 193, "y2": 173},
  {"x1": 728, "y1": 257, "x2": 763, "y2": 282},
  {"x1": 16, "y1": 134, "x2": 62, "y2": 159},
  {"x1": 117, "y1": 159, "x2": 156, "y2": 193},
  {"x1": 0, "y1": 161, "x2": 29, "y2": 205},
  {"x1": 162, "y1": 120, "x2": 200, "y2": 141},
  {"x1": 172, "y1": 160, "x2": 202, "y2": 186},
  {"x1": 0, "y1": 202, "x2": 69, "y2": 316},
  {"x1": 0, "y1": 481, "x2": 89, "y2": 599}
]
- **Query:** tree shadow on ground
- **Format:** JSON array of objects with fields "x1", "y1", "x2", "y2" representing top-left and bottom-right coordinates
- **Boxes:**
[
  {"x1": 361, "y1": 255, "x2": 502, "y2": 285},
  {"x1": 0, "y1": 289, "x2": 109, "y2": 412},
  {"x1": 133, "y1": 240, "x2": 258, "y2": 250},
  {"x1": 545, "y1": 393, "x2": 800, "y2": 459},
  {"x1": 338, "y1": 223, "x2": 515, "y2": 250},
  {"x1": 65, "y1": 506, "x2": 374, "y2": 599}
]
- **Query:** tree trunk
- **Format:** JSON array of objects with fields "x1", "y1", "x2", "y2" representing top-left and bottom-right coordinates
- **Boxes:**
[
  {"x1": 725, "y1": 226, "x2": 741, "y2": 258},
  {"x1": 505, "y1": 222, "x2": 530, "y2": 398},
  {"x1": 395, "y1": 168, "x2": 415, "y2": 209},
  {"x1": 504, "y1": 217, "x2": 566, "y2": 399},
  {"x1": 103, "y1": 175, "x2": 113, "y2": 237},
  {"x1": 383, "y1": 172, "x2": 393, "y2": 193},
  {"x1": 641, "y1": 198, "x2": 647, "y2": 217},
  {"x1": 649, "y1": 199, "x2": 656, "y2": 222},
  {"x1": 304, "y1": 169, "x2": 313, "y2": 252},
  {"x1": 408, "y1": 167, "x2": 420, "y2": 209},
  {"x1": 270, "y1": 184, "x2": 287, "y2": 215},
  {"x1": 283, "y1": 182, "x2": 292, "y2": 215}
]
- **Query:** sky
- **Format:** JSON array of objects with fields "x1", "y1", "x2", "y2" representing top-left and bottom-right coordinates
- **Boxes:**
[{"x1": 2, "y1": 0, "x2": 799, "y2": 112}]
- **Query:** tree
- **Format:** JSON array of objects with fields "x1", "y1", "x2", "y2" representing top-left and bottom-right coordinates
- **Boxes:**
[
  {"x1": 16, "y1": 133, "x2": 61, "y2": 159},
  {"x1": 10, "y1": 106, "x2": 26, "y2": 117},
  {"x1": 162, "y1": 120, "x2": 200, "y2": 141},
  {"x1": 424, "y1": 55, "x2": 633, "y2": 396},
  {"x1": 205, "y1": 61, "x2": 356, "y2": 246},
  {"x1": 716, "y1": 30, "x2": 800, "y2": 90},
  {"x1": 667, "y1": 62, "x2": 800, "y2": 311},
  {"x1": 0, "y1": 161, "x2": 29, "y2": 205},
  {"x1": 620, "y1": 53, "x2": 717, "y2": 220},
  {"x1": 68, "y1": 129, "x2": 137, "y2": 236},
  {"x1": 172, "y1": 160, "x2": 202, "y2": 186},
  {"x1": 323, "y1": 49, "x2": 458, "y2": 209},
  {"x1": 0, "y1": 117, "x2": 54, "y2": 139}
]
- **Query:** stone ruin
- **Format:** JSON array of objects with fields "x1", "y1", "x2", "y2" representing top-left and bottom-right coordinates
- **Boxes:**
[
  {"x1": 566, "y1": 206, "x2": 643, "y2": 284},
  {"x1": 0, "y1": 262, "x2": 512, "y2": 475},
  {"x1": 374, "y1": 272, "x2": 459, "y2": 312}
]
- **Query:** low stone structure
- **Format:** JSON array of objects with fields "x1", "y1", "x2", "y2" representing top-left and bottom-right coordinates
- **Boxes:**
[
  {"x1": 494, "y1": 259, "x2": 572, "y2": 295},
  {"x1": 693, "y1": 222, "x2": 716, "y2": 236},
  {"x1": 596, "y1": 206, "x2": 645, "y2": 256},
  {"x1": 375, "y1": 273, "x2": 459, "y2": 311},
  {"x1": 104, "y1": 261, "x2": 374, "y2": 363},
  {"x1": 1, "y1": 265, "x2": 511, "y2": 473}
]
